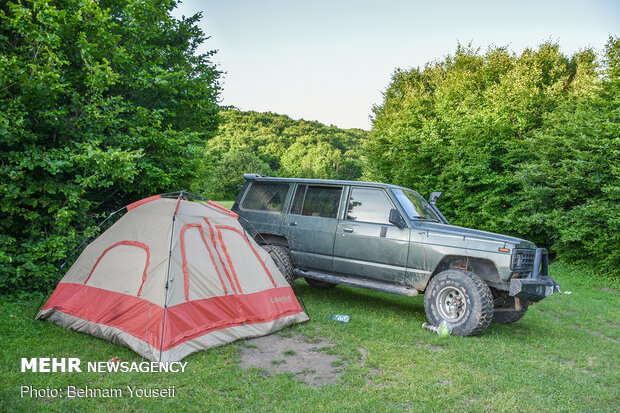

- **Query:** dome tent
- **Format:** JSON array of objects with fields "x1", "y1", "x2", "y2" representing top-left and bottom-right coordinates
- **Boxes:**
[{"x1": 37, "y1": 193, "x2": 308, "y2": 362}]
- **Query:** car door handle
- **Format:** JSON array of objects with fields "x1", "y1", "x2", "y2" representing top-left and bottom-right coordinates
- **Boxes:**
[
  {"x1": 289, "y1": 222, "x2": 297, "y2": 226},
  {"x1": 343, "y1": 227, "x2": 354, "y2": 233}
]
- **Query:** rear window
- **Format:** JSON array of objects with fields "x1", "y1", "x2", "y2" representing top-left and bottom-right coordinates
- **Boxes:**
[
  {"x1": 241, "y1": 183, "x2": 289, "y2": 212},
  {"x1": 290, "y1": 185, "x2": 342, "y2": 218}
]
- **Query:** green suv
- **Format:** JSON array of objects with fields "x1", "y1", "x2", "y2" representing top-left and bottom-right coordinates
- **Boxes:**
[{"x1": 232, "y1": 174, "x2": 559, "y2": 336}]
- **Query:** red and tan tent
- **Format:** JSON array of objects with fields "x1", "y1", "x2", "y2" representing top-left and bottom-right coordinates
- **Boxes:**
[{"x1": 37, "y1": 194, "x2": 308, "y2": 361}]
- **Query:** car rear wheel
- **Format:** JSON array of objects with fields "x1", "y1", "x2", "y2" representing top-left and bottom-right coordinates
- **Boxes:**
[
  {"x1": 261, "y1": 245, "x2": 294, "y2": 286},
  {"x1": 424, "y1": 269, "x2": 494, "y2": 336},
  {"x1": 305, "y1": 278, "x2": 336, "y2": 289}
]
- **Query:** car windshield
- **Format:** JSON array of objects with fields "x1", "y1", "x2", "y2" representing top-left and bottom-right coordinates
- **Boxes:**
[{"x1": 392, "y1": 188, "x2": 441, "y2": 222}]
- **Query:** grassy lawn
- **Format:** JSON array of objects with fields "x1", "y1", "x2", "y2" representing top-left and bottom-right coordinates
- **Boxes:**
[
  {"x1": 1, "y1": 263, "x2": 618, "y2": 412},
  {"x1": 212, "y1": 200, "x2": 235, "y2": 209}
]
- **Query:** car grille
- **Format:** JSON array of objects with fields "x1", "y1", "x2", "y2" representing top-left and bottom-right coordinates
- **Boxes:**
[{"x1": 511, "y1": 249, "x2": 535, "y2": 272}]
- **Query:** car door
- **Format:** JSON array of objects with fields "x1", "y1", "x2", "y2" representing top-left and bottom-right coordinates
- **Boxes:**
[
  {"x1": 333, "y1": 187, "x2": 410, "y2": 284},
  {"x1": 282, "y1": 184, "x2": 343, "y2": 271}
]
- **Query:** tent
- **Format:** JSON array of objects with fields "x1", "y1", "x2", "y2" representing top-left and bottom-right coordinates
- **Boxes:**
[{"x1": 37, "y1": 194, "x2": 309, "y2": 362}]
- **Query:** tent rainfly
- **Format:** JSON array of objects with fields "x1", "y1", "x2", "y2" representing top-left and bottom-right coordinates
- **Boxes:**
[{"x1": 37, "y1": 194, "x2": 309, "y2": 362}]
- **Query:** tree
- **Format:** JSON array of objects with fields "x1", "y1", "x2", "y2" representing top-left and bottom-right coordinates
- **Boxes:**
[
  {"x1": 193, "y1": 149, "x2": 274, "y2": 200},
  {"x1": 367, "y1": 39, "x2": 619, "y2": 280},
  {"x1": 199, "y1": 109, "x2": 367, "y2": 192},
  {"x1": 0, "y1": 0, "x2": 220, "y2": 293},
  {"x1": 520, "y1": 37, "x2": 619, "y2": 275}
]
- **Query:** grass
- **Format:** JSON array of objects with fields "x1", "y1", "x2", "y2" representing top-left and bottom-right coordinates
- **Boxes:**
[
  {"x1": 212, "y1": 200, "x2": 234, "y2": 209},
  {"x1": 1, "y1": 262, "x2": 618, "y2": 412}
]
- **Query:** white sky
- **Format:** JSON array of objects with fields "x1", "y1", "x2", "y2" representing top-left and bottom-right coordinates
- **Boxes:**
[{"x1": 173, "y1": 0, "x2": 619, "y2": 130}]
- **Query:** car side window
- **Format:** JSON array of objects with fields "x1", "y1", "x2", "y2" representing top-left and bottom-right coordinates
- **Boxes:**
[
  {"x1": 290, "y1": 185, "x2": 341, "y2": 218},
  {"x1": 346, "y1": 188, "x2": 394, "y2": 225},
  {"x1": 241, "y1": 183, "x2": 289, "y2": 212}
]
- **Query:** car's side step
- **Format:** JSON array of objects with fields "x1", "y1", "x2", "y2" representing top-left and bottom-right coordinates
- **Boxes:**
[{"x1": 293, "y1": 269, "x2": 419, "y2": 297}]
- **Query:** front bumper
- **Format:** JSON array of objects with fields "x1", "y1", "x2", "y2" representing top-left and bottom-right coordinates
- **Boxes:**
[{"x1": 509, "y1": 248, "x2": 559, "y2": 302}]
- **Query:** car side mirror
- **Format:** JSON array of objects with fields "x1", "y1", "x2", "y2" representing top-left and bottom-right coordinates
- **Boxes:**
[{"x1": 389, "y1": 208, "x2": 406, "y2": 229}]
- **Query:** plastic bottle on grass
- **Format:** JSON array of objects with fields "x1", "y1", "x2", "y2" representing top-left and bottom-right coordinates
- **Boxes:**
[
  {"x1": 329, "y1": 314, "x2": 350, "y2": 323},
  {"x1": 422, "y1": 320, "x2": 451, "y2": 338}
]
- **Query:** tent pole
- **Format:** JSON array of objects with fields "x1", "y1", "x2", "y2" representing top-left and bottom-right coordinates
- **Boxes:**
[{"x1": 159, "y1": 191, "x2": 184, "y2": 362}]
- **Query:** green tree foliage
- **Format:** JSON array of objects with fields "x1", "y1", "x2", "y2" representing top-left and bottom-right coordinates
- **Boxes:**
[
  {"x1": 193, "y1": 149, "x2": 274, "y2": 200},
  {"x1": 0, "y1": 0, "x2": 220, "y2": 292},
  {"x1": 367, "y1": 39, "x2": 619, "y2": 279},
  {"x1": 197, "y1": 110, "x2": 368, "y2": 199}
]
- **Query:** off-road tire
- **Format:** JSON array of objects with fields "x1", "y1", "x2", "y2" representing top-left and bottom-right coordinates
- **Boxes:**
[
  {"x1": 262, "y1": 245, "x2": 295, "y2": 286},
  {"x1": 492, "y1": 291, "x2": 529, "y2": 324},
  {"x1": 305, "y1": 278, "x2": 336, "y2": 289},
  {"x1": 424, "y1": 270, "x2": 494, "y2": 336}
]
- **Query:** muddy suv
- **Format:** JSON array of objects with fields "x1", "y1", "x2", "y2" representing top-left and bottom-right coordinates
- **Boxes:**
[{"x1": 232, "y1": 174, "x2": 559, "y2": 336}]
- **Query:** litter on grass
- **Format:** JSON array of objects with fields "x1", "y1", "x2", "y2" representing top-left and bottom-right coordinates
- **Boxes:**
[{"x1": 422, "y1": 320, "x2": 451, "y2": 338}]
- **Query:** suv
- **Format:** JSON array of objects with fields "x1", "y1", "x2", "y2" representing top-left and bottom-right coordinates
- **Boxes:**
[{"x1": 232, "y1": 174, "x2": 559, "y2": 336}]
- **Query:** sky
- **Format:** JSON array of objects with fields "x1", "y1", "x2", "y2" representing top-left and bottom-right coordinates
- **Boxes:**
[{"x1": 172, "y1": 0, "x2": 619, "y2": 130}]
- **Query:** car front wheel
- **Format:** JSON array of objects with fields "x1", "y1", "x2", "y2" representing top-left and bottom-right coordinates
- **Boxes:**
[
  {"x1": 492, "y1": 290, "x2": 529, "y2": 324},
  {"x1": 424, "y1": 269, "x2": 494, "y2": 336}
]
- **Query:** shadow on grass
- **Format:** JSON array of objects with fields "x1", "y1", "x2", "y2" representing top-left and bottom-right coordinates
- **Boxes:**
[{"x1": 294, "y1": 280, "x2": 425, "y2": 319}]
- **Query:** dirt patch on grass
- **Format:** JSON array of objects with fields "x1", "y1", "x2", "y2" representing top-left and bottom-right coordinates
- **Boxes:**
[
  {"x1": 546, "y1": 354, "x2": 596, "y2": 376},
  {"x1": 239, "y1": 334, "x2": 344, "y2": 387},
  {"x1": 539, "y1": 310, "x2": 562, "y2": 322},
  {"x1": 357, "y1": 347, "x2": 383, "y2": 387},
  {"x1": 539, "y1": 310, "x2": 619, "y2": 344},
  {"x1": 601, "y1": 287, "x2": 620, "y2": 294},
  {"x1": 568, "y1": 325, "x2": 620, "y2": 344},
  {"x1": 415, "y1": 342, "x2": 444, "y2": 352}
]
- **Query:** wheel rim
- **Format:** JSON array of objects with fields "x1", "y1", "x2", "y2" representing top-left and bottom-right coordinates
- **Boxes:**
[{"x1": 436, "y1": 286, "x2": 467, "y2": 322}]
